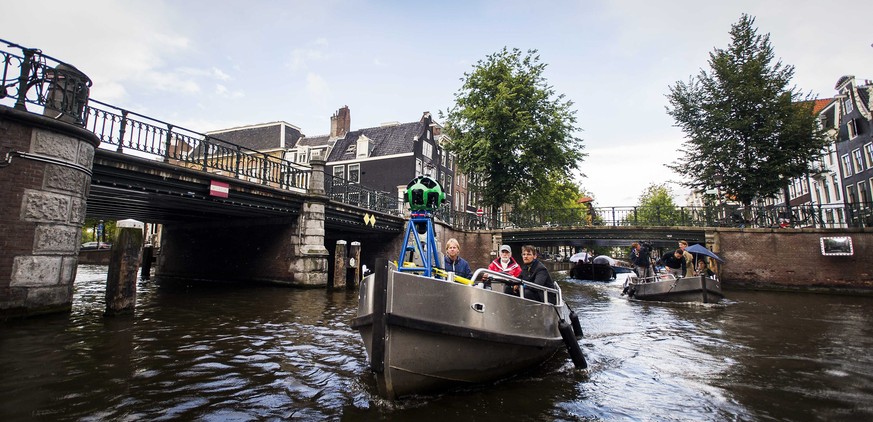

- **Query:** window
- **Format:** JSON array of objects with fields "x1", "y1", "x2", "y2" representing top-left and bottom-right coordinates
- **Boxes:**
[
  {"x1": 846, "y1": 184, "x2": 855, "y2": 204},
  {"x1": 422, "y1": 142, "x2": 433, "y2": 160},
  {"x1": 348, "y1": 164, "x2": 360, "y2": 183},
  {"x1": 865, "y1": 143, "x2": 873, "y2": 168},
  {"x1": 853, "y1": 149, "x2": 864, "y2": 173},
  {"x1": 842, "y1": 154, "x2": 852, "y2": 177},
  {"x1": 445, "y1": 174, "x2": 452, "y2": 196},
  {"x1": 440, "y1": 149, "x2": 446, "y2": 167},
  {"x1": 333, "y1": 165, "x2": 344, "y2": 179},
  {"x1": 843, "y1": 93, "x2": 853, "y2": 114},
  {"x1": 848, "y1": 119, "x2": 858, "y2": 139},
  {"x1": 833, "y1": 180, "x2": 841, "y2": 201},
  {"x1": 415, "y1": 158, "x2": 422, "y2": 176},
  {"x1": 345, "y1": 144, "x2": 356, "y2": 155}
]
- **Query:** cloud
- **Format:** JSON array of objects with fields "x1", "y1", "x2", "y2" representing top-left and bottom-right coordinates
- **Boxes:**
[
  {"x1": 215, "y1": 84, "x2": 244, "y2": 98},
  {"x1": 288, "y1": 39, "x2": 330, "y2": 71}
]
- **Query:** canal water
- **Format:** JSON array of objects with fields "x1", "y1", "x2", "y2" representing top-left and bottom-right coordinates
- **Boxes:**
[{"x1": 2, "y1": 266, "x2": 873, "y2": 421}]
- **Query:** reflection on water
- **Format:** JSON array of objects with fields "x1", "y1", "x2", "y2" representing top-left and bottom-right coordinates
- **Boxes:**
[{"x1": 2, "y1": 267, "x2": 873, "y2": 421}]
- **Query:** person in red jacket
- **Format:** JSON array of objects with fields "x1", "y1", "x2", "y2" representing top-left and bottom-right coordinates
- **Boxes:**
[{"x1": 488, "y1": 244, "x2": 522, "y2": 278}]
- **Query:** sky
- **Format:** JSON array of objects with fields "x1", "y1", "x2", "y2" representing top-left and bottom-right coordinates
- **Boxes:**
[{"x1": 4, "y1": 0, "x2": 872, "y2": 206}]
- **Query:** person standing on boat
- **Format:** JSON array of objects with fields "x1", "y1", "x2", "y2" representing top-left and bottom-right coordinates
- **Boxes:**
[
  {"x1": 444, "y1": 238, "x2": 473, "y2": 279},
  {"x1": 631, "y1": 242, "x2": 654, "y2": 279},
  {"x1": 488, "y1": 244, "x2": 522, "y2": 278},
  {"x1": 678, "y1": 240, "x2": 695, "y2": 278},
  {"x1": 516, "y1": 245, "x2": 556, "y2": 303},
  {"x1": 658, "y1": 249, "x2": 686, "y2": 278}
]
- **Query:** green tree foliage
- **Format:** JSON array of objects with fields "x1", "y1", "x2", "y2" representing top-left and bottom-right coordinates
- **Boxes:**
[
  {"x1": 442, "y1": 48, "x2": 585, "y2": 217},
  {"x1": 666, "y1": 14, "x2": 828, "y2": 207},
  {"x1": 511, "y1": 174, "x2": 590, "y2": 226},
  {"x1": 626, "y1": 183, "x2": 682, "y2": 226},
  {"x1": 81, "y1": 218, "x2": 116, "y2": 243}
]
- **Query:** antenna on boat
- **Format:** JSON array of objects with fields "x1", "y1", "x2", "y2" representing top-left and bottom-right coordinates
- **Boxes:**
[{"x1": 398, "y1": 176, "x2": 445, "y2": 277}]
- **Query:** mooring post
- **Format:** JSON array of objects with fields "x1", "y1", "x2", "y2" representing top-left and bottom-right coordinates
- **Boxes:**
[
  {"x1": 105, "y1": 219, "x2": 143, "y2": 316},
  {"x1": 140, "y1": 245, "x2": 154, "y2": 280},
  {"x1": 347, "y1": 241, "x2": 361, "y2": 289},
  {"x1": 332, "y1": 240, "x2": 348, "y2": 289}
]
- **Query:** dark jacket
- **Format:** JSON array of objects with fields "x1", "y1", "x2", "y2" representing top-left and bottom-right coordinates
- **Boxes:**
[
  {"x1": 519, "y1": 258, "x2": 555, "y2": 303},
  {"x1": 659, "y1": 252, "x2": 686, "y2": 273},
  {"x1": 631, "y1": 247, "x2": 651, "y2": 267},
  {"x1": 443, "y1": 255, "x2": 473, "y2": 279}
]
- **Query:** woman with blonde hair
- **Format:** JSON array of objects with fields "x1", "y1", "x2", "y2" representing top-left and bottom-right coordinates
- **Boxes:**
[{"x1": 443, "y1": 238, "x2": 472, "y2": 279}]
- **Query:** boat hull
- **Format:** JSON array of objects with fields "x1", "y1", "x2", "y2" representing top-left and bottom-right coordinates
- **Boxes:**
[
  {"x1": 352, "y1": 263, "x2": 567, "y2": 399},
  {"x1": 626, "y1": 275, "x2": 723, "y2": 303}
]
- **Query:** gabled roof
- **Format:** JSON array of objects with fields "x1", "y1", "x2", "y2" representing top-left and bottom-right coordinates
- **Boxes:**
[
  {"x1": 327, "y1": 121, "x2": 425, "y2": 162},
  {"x1": 811, "y1": 98, "x2": 834, "y2": 115},
  {"x1": 206, "y1": 122, "x2": 302, "y2": 151},
  {"x1": 296, "y1": 134, "x2": 331, "y2": 148}
]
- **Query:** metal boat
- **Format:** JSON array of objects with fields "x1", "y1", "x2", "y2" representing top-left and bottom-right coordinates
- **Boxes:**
[
  {"x1": 352, "y1": 176, "x2": 586, "y2": 399},
  {"x1": 351, "y1": 261, "x2": 584, "y2": 399},
  {"x1": 622, "y1": 273, "x2": 724, "y2": 303}
]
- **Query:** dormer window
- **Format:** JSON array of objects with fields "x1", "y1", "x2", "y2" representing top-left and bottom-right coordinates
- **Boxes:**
[
  {"x1": 356, "y1": 135, "x2": 370, "y2": 158},
  {"x1": 345, "y1": 144, "x2": 356, "y2": 155}
]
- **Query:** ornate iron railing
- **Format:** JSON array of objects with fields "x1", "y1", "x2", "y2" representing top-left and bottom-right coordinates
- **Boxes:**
[
  {"x1": 325, "y1": 174, "x2": 401, "y2": 215},
  {"x1": 432, "y1": 202, "x2": 873, "y2": 230},
  {"x1": 83, "y1": 98, "x2": 312, "y2": 190},
  {"x1": 1, "y1": 38, "x2": 91, "y2": 125}
]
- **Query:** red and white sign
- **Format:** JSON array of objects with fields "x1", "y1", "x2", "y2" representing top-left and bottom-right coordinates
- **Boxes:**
[
  {"x1": 209, "y1": 180, "x2": 229, "y2": 198},
  {"x1": 476, "y1": 208, "x2": 484, "y2": 217}
]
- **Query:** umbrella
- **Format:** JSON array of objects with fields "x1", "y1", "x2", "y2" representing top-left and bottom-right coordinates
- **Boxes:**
[
  {"x1": 569, "y1": 252, "x2": 589, "y2": 263},
  {"x1": 685, "y1": 244, "x2": 724, "y2": 262},
  {"x1": 592, "y1": 255, "x2": 616, "y2": 265}
]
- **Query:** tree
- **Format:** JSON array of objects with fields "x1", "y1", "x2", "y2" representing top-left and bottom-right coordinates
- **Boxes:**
[
  {"x1": 626, "y1": 183, "x2": 681, "y2": 226},
  {"x1": 666, "y1": 14, "x2": 828, "y2": 208},
  {"x1": 512, "y1": 174, "x2": 589, "y2": 226},
  {"x1": 442, "y1": 48, "x2": 585, "y2": 218}
]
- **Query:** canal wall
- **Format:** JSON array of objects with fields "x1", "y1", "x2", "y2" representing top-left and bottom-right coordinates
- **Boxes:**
[{"x1": 713, "y1": 228, "x2": 873, "y2": 291}]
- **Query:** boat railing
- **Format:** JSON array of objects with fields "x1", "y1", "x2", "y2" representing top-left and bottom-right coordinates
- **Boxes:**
[
  {"x1": 470, "y1": 268, "x2": 563, "y2": 306},
  {"x1": 631, "y1": 273, "x2": 678, "y2": 284}
]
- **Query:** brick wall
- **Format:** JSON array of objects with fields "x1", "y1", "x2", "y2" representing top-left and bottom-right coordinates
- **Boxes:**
[{"x1": 714, "y1": 229, "x2": 872, "y2": 290}]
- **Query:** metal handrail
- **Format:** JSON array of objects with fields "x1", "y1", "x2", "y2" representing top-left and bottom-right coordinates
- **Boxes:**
[
  {"x1": 470, "y1": 268, "x2": 562, "y2": 306},
  {"x1": 324, "y1": 173, "x2": 401, "y2": 215},
  {"x1": 1, "y1": 38, "x2": 91, "y2": 126}
]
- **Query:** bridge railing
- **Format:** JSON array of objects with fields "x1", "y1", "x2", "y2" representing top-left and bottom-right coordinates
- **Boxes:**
[
  {"x1": 325, "y1": 174, "x2": 401, "y2": 215},
  {"x1": 83, "y1": 98, "x2": 313, "y2": 191},
  {"x1": 1, "y1": 38, "x2": 91, "y2": 126},
  {"x1": 432, "y1": 202, "x2": 873, "y2": 230}
]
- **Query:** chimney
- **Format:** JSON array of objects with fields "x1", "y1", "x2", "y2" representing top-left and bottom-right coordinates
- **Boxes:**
[{"x1": 330, "y1": 106, "x2": 351, "y2": 138}]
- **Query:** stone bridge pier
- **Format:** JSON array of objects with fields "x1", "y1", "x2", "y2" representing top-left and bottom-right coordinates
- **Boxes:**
[{"x1": 0, "y1": 106, "x2": 100, "y2": 318}]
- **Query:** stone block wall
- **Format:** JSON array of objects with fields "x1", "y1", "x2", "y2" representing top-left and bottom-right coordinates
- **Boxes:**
[{"x1": 1, "y1": 107, "x2": 100, "y2": 317}]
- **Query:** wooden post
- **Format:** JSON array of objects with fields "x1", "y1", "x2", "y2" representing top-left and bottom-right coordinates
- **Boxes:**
[
  {"x1": 140, "y1": 245, "x2": 154, "y2": 280},
  {"x1": 332, "y1": 240, "x2": 347, "y2": 289},
  {"x1": 348, "y1": 241, "x2": 361, "y2": 289},
  {"x1": 105, "y1": 219, "x2": 144, "y2": 316}
]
